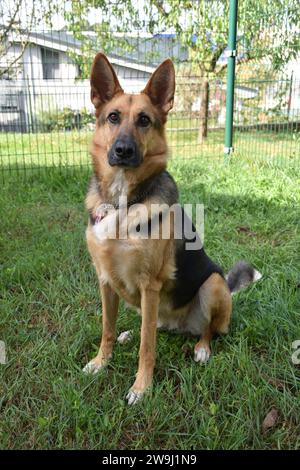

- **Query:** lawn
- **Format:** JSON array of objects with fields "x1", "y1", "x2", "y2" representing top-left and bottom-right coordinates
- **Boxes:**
[
  {"x1": 0, "y1": 138, "x2": 300, "y2": 449},
  {"x1": 0, "y1": 125, "x2": 299, "y2": 174}
]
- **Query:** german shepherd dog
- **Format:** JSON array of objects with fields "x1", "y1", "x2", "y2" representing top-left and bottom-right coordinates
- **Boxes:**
[{"x1": 84, "y1": 53, "x2": 262, "y2": 405}]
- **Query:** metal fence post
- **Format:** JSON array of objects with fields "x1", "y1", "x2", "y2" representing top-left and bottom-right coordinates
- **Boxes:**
[{"x1": 224, "y1": 0, "x2": 238, "y2": 159}]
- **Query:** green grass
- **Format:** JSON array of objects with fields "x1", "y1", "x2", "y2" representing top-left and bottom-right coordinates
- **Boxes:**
[
  {"x1": 0, "y1": 146, "x2": 300, "y2": 449},
  {"x1": 0, "y1": 125, "x2": 299, "y2": 172}
]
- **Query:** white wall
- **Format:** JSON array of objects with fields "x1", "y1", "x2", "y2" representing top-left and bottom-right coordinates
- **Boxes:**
[
  {"x1": 28, "y1": 76, "x2": 150, "y2": 115},
  {"x1": 23, "y1": 45, "x2": 43, "y2": 80},
  {"x1": 59, "y1": 52, "x2": 78, "y2": 80}
]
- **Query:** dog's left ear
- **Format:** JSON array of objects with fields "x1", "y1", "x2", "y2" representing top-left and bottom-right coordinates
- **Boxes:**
[{"x1": 142, "y1": 59, "x2": 175, "y2": 114}]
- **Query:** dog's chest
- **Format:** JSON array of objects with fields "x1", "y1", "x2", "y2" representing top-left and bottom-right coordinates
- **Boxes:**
[
  {"x1": 87, "y1": 222, "x2": 145, "y2": 299},
  {"x1": 87, "y1": 214, "x2": 176, "y2": 307}
]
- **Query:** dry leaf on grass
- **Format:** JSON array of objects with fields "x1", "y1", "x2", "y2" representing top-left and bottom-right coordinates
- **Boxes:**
[
  {"x1": 236, "y1": 226, "x2": 257, "y2": 237},
  {"x1": 262, "y1": 408, "x2": 279, "y2": 434}
]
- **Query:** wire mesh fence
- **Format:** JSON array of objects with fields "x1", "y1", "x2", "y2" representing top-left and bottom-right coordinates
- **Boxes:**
[{"x1": 0, "y1": 0, "x2": 299, "y2": 180}]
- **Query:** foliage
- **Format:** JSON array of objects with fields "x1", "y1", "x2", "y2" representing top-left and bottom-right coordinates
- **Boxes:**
[
  {"x1": 56, "y1": 1, "x2": 300, "y2": 79},
  {"x1": 235, "y1": 62, "x2": 292, "y2": 126},
  {"x1": 38, "y1": 107, "x2": 95, "y2": 132}
]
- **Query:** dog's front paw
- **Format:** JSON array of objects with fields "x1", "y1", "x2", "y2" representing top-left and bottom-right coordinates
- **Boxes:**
[
  {"x1": 126, "y1": 388, "x2": 144, "y2": 406},
  {"x1": 82, "y1": 357, "x2": 107, "y2": 375},
  {"x1": 194, "y1": 346, "x2": 211, "y2": 363}
]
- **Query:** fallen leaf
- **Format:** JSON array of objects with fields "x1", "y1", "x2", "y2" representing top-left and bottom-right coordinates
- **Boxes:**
[
  {"x1": 262, "y1": 408, "x2": 279, "y2": 434},
  {"x1": 236, "y1": 226, "x2": 257, "y2": 237},
  {"x1": 237, "y1": 225, "x2": 248, "y2": 232}
]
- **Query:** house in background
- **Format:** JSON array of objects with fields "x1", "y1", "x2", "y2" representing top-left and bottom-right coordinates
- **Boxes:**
[{"x1": 0, "y1": 30, "x2": 187, "y2": 132}]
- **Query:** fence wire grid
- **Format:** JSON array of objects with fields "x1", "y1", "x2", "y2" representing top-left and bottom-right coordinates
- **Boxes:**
[{"x1": 0, "y1": 0, "x2": 299, "y2": 179}]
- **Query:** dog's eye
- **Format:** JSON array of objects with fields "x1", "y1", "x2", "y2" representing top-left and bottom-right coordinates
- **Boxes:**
[
  {"x1": 108, "y1": 113, "x2": 119, "y2": 124},
  {"x1": 138, "y1": 115, "x2": 151, "y2": 127}
]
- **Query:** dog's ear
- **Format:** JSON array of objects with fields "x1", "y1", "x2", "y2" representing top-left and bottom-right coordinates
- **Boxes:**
[
  {"x1": 90, "y1": 53, "x2": 123, "y2": 107},
  {"x1": 142, "y1": 59, "x2": 175, "y2": 114}
]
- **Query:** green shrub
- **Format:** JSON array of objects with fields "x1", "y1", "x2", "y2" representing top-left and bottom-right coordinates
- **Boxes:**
[{"x1": 38, "y1": 107, "x2": 95, "y2": 132}]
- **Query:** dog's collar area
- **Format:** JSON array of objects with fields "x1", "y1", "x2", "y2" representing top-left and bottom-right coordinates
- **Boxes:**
[
  {"x1": 88, "y1": 170, "x2": 174, "y2": 226},
  {"x1": 89, "y1": 183, "x2": 155, "y2": 226}
]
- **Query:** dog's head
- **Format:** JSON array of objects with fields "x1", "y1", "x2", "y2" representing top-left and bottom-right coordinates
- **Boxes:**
[{"x1": 90, "y1": 53, "x2": 175, "y2": 173}]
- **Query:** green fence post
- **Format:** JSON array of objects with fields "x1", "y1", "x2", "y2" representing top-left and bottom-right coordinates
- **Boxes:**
[{"x1": 224, "y1": 0, "x2": 238, "y2": 160}]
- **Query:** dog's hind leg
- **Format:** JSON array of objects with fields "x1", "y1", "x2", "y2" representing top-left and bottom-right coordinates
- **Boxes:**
[
  {"x1": 194, "y1": 273, "x2": 232, "y2": 364},
  {"x1": 83, "y1": 283, "x2": 119, "y2": 374}
]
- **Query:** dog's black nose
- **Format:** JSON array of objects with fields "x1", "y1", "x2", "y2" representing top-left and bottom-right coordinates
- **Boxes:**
[
  {"x1": 114, "y1": 139, "x2": 135, "y2": 158},
  {"x1": 108, "y1": 135, "x2": 141, "y2": 168}
]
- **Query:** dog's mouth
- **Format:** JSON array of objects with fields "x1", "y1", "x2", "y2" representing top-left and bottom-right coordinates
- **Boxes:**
[{"x1": 108, "y1": 137, "x2": 143, "y2": 169}]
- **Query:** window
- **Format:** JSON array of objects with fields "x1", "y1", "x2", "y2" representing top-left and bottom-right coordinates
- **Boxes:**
[
  {"x1": 0, "y1": 94, "x2": 19, "y2": 111},
  {"x1": 41, "y1": 47, "x2": 60, "y2": 79}
]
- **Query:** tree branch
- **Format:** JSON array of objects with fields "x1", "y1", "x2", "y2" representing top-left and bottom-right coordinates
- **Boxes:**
[
  {"x1": 0, "y1": 0, "x2": 35, "y2": 78},
  {"x1": 151, "y1": 0, "x2": 169, "y2": 18},
  {"x1": 0, "y1": 0, "x2": 22, "y2": 42},
  {"x1": 0, "y1": 40, "x2": 27, "y2": 78},
  {"x1": 207, "y1": 43, "x2": 227, "y2": 73}
]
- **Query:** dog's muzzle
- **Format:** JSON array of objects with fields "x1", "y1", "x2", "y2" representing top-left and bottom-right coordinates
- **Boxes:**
[{"x1": 108, "y1": 136, "x2": 142, "y2": 168}]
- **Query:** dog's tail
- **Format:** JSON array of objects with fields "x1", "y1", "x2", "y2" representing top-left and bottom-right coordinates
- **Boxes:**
[{"x1": 225, "y1": 261, "x2": 262, "y2": 294}]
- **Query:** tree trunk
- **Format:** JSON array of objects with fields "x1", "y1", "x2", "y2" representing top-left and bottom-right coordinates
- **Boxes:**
[{"x1": 198, "y1": 80, "x2": 209, "y2": 143}]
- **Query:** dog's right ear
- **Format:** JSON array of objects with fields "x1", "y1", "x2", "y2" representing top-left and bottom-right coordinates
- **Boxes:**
[{"x1": 90, "y1": 53, "x2": 123, "y2": 108}]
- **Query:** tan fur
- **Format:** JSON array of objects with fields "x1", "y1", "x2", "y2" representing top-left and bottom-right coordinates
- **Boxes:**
[
  {"x1": 84, "y1": 53, "x2": 233, "y2": 401},
  {"x1": 194, "y1": 273, "x2": 232, "y2": 358}
]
